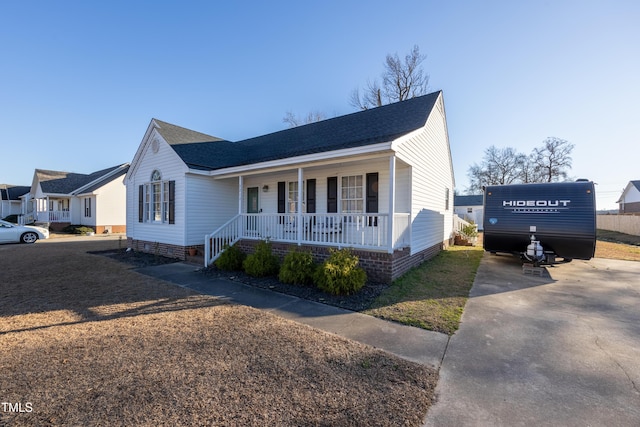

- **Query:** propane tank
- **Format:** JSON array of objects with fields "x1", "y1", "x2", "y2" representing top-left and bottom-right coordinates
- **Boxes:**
[{"x1": 526, "y1": 234, "x2": 544, "y2": 262}]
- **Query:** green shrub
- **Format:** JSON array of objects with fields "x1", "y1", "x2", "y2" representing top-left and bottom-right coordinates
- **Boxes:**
[
  {"x1": 461, "y1": 222, "x2": 478, "y2": 239},
  {"x1": 243, "y1": 240, "x2": 280, "y2": 277},
  {"x1": 279, "y1": 249, "x2": 316, "y2": 285},
  {"x1": 63, "y1": 225, "x2": 94, "y2": 235},
  {"x1": 214, "y1": 244, "x2": 246, "y2": 271},
  {"x1": 313, "y1": 248, "x2": 367, "y2": 295}
]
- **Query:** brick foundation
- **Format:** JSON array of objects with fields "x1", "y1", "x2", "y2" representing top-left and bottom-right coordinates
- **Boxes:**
[
  {"x1": 236, "y1": 240, "x2": 445, "y2": 284},
  {"x1": 128, "y1": 238, "x2": 445, "y2": 283},
  {"x1": 96, "y1": 225, "x2": 126, "y2": 234},
  {"x1": 127, "y1": 238, "x2": 204, "y2": 261}
]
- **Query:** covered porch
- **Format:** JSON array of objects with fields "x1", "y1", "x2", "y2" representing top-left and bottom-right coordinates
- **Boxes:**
[
  {"x1": 204, "y1": 154, "x2": 412, "y2": 266},
  {"x1": 21, "y1": 195, "x2": 71, "y2": 225}
]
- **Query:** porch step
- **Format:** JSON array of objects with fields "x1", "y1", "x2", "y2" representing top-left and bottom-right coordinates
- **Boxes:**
[{"x1": 185, "y1": 253, "x2": 205, "y2": 266}]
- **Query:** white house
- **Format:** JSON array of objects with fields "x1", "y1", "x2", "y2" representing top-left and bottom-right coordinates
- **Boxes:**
[
  {"x1": 125, "y1": 91, "x2": 455, "y2": 282},
  {"x1": 454, "y1": 194, "x2": 484, "y2": 230},
  {"x1": 1, "y1": 185, "x2": 30, "y2": 220},
  {"x1": 617, "y1": 180, "x2": 640, "y2": 213},
  {"x1": 22, "y1": 164, "x2": 129, "y2": 232}
]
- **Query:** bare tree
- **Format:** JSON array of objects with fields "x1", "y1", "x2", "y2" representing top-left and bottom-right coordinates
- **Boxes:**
[
  {"x1": 466, "y1": 138, "x2": 575, "y2": 193},
  {"x1": 531, "y1": 137, "x2": 574, "y2": 182},
  {"x1": 283, "y1": 110, "x2": 327, "y2": 128},
  {"x1": 467, "y1": 146, "x2": 526, "y2": 192},
  {"x1": 350, "y1": 45, "x2": 429, "y2": 110}
]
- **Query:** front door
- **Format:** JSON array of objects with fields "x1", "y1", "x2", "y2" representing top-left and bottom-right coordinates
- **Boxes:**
[{"x1": 247, "y1": 187, "x2": 259, "y2": 232}]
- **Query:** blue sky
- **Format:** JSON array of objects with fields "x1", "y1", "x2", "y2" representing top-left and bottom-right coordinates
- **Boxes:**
[{"x1": 1, "y1": 1, "x2": 638, "y2": 210}]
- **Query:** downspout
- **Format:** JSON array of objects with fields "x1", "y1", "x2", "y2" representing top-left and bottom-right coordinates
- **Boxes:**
[{"x1": 297, "y1": 167, "x2": 303, "y2": 245}]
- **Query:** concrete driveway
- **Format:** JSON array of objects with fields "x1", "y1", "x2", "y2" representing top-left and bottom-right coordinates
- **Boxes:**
[{"x1": 426, "y1": 254, "x2": 640, "y2": 426}]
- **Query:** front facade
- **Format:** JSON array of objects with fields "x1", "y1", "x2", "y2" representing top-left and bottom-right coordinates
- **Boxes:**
[
  {"x1": 22, "y1": 164, "x2": 129, "y2": 232},
  {"x1": 454, "y1": 194, "x2": 484, "y2": 230},
  {"x1": 0, "y1": 185, "x2": 30, "y2": 219},
  {"x1": 125, "y1": 92, "x2": 455, "y2": 282},
  {"x1": 617, "y1": 180, "x2": 640, "y2": 213}
]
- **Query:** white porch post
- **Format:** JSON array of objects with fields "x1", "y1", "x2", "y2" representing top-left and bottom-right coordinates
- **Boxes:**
[
  {"x1": 387, "y1": 155, "x2": 396, "y2": 254},
  {"x1": 238, "y1": 176, "x2": 243, "y2": 214},
  {"x1": 297, "y1": 167, "x2": 303, "y2": 245}
]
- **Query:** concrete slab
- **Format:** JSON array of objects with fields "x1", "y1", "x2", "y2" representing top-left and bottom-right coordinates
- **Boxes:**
[{"x1": 425, "y1": 254, "x2": 640, "y2": 426}]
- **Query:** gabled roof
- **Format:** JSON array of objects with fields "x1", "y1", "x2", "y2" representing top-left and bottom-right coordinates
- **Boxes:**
[
  {"x1": 153, "y1": 120, "x2": 225, "y2": 145},
  {"x1": 0, "y1": 185, "x2": 30, "y2": 200},
  {"x1": 617, "y1": 180, "x2": 640, "y2": 203},
  {"x1": 36, "y1": 163, "x2": 129, "y2": 195},
  {"x1": 455, "y1": 194, "x2": 483, "y2": 207},
  {"x1": 170, "y1": 91, "x2": 442, "y2": 171}
]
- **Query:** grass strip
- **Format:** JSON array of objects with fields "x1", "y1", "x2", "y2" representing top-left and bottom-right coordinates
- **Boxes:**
[{"x1": 365, "y1": 245, "x2": 484, "y2": 335}]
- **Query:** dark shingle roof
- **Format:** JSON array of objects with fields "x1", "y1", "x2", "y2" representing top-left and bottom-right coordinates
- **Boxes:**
[
  {"x1": 632, "y1": 180, "x2": 640, "y2": 191},
  {"x1": 170, "y1": 91, "x2": 441, "y2": 171},
  {"x1": 0, "y1": 185, "x2": 30, "y2": 200},
  {"x1": 154, "y1": 120, "x2": 224, "y2": 145},
  {"x1": 455, "y1": 194, "x2": 483, "y2": 207},
  {"x1": 37, "y1": 164, "x2": 128, "y2": 194}
]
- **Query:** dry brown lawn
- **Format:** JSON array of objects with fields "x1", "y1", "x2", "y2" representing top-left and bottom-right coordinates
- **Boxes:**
[
  {"x1": 0, "y1": 237, "x2": 436, "y2": 426},
  {"x1": 595, "y1": 230, "x2": 640, "y2": 261}
]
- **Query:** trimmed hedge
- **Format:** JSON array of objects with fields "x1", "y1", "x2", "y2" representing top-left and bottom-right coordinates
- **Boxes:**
[
  {"x1": 214, "y1": 244, "x2": 246, "y2": 271},
  {"x1": 279, "y1": 249, "x2": 316, "y2": 286},
  {"x1": 243, "y1": 240, "x2": 280, "y2": 277},
  {"x1": 314, "y1": 248, "x2": 367, "y2": 295}
]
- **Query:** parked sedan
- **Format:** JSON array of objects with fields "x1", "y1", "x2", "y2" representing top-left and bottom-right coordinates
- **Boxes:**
[{"x1": 0, "y1": 220, "x2": 49, "y2": 244}]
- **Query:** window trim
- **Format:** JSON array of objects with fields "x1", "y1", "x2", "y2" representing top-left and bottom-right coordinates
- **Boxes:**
[
  {"x1": 340, "y1": 174, "x2": 364, "y2": 214},
  {"x1": 139, "y1": 170, "x2": 175, "y2": 224},
  {"x1": 84, "y1": 197, "x2": 92, "y2": 217}
]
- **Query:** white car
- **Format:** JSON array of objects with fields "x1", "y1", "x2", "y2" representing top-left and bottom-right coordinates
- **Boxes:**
[{"x1": 0, "y1": 219, "x2": 49, "y2": 244}]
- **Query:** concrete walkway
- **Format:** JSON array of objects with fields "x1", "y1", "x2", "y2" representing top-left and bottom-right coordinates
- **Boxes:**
[{"x1": 135, "y1": 262, "x2": 450, "y2": 369}]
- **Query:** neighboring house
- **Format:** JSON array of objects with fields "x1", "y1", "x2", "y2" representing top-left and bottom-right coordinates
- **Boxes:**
[
  {"x1": 454, "y1": 194, "x2": 484, "y2": 230},
  {"x1": 125, "y1": 91, "x2": 455, "y2": 283},
  {"x1": 0, "y1": 185, "x2": 30, "y2": 219},
  {"x1": 617, "y1": 180, "x2": 640, "y2": 213},
  {"x1": 23, "y1": 163, "x2": 129, "y2": 232}
]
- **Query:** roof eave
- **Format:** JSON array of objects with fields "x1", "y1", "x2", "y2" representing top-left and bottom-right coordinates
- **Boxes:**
[{"x1": 205, "y1": 141, "x2": 394, "y2": 179}]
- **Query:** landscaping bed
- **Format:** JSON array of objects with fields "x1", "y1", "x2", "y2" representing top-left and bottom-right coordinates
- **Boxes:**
[{"x1": 202, "y1": 266, "x2": 388, "y2": 312}]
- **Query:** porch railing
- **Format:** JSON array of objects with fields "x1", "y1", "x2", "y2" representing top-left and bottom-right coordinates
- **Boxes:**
[
  {"x1": 205, "y1": 212, "x2": 411, "y2": 267},
  {"x1": 36, "y1": 210, "x2": 71, "y2": 223}
]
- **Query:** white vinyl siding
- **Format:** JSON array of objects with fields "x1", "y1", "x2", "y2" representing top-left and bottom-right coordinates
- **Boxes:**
[
  {"x1": 126, "y1": 130, "x2": 188, "y2": 246},
  {"x1": 93, "y1": 176, "x2": 127, "y2": 228},
  {"x1": 241, "y1": 158, "x2": 392, "y2": 216},
  {"x1": 184, "y1": 174, "x2": 237, "y2": 245},
  {"x1": 394, "y1": 93, "x2": 454, "y2": 254}
]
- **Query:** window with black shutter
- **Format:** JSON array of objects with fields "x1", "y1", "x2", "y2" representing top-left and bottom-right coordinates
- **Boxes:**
[
  {"x1": 327, "y1": 177, "x2": 337, "y2": 213},
  {"x1": 366, "y1": 173, "x2": 379, "y2": 226}
]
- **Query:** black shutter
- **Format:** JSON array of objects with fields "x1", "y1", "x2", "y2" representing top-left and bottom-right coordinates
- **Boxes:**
[
  {"x1": 366, "y1": 173, "x2": 379, "y2": 213},
  {"x1": 327, "y1": 177, "x2": 337, "y2": 213},
  {"x1": 138, "y1": 185, "x2": 144, "y2": 222},
  {"x1": 168, "y1": 180, "x2": 175, "y2": 224},
  {"x1": 306, "y1": 179, "x2": 316, "y2": 213},
  {"x1": 366, "y1": 173, "x2": 379, "y2": 226},
  {"x1": 277, "y1": 181, "x2": 286, "y2": 213}
]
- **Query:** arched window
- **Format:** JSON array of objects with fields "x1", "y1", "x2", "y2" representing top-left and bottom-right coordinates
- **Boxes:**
[{"x1": 140, "y1": 170, "x2": 174, "y2": 224}]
